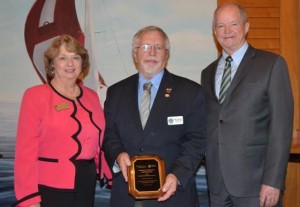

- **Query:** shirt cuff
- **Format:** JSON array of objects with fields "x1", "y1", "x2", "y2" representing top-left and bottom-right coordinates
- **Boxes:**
[{"x1": 113, "y1": 160, "x2": 120, "y2": 173}]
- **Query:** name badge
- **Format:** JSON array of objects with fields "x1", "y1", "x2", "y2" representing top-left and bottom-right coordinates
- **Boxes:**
[
  {"x1": 55, "y1": 103, "x2": 70, "y2": 111},
  {"x1": 167, "y1": 116, "x2": 184, "y2": 125}
]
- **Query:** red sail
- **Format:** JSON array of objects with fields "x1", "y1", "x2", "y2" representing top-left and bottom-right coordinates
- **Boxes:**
[{"x1": 24, "y1": 0, "x2": 84, "y2": 83}]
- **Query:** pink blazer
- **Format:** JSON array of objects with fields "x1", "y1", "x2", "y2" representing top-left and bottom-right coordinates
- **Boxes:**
[{"x1": 14, "y1": 84, "x2": 111, "y2": 207}]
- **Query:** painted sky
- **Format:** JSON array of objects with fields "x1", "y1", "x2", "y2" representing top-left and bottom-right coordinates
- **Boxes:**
[{"x1": 0, "y1": 0, "x2": 217, "y2": 103}]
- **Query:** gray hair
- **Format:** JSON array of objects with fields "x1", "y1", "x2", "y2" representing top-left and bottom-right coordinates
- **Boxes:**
[{"x1": 132, "y1": 25, "x2": 170, "y2": 51}]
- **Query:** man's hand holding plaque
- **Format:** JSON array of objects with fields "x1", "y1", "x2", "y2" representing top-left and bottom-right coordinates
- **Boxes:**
[{"x1": 128, "y1": 155, "x2": 166, "y2": 199}]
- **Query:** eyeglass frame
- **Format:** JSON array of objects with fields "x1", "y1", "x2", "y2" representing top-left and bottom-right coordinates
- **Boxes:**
[{"x1": 134, "y1": 44, "x2": 168, "y2": 53}]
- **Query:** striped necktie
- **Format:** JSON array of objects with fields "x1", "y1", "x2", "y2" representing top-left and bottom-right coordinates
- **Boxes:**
[
  {"x1": 219, "y1": 56, "x2": 233, "y2": 104},
  {"x1": 140, "y1": 82, "x2": 152, "y2": 129}
]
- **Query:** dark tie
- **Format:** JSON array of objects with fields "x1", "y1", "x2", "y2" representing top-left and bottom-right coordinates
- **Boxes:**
[
  {"x1": 140, "y1": 82, "x2": 152, "y2": 129},
  {"x1": 219, "y1": 56, "x2": 233, "y2": 104}
]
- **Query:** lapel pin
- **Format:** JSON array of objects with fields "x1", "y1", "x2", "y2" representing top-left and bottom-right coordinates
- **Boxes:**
[{"x1": 165, "y1": 88, "x2": 172, "y2": 98}]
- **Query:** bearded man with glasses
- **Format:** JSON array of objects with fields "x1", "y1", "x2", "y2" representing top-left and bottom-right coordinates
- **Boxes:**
[{"x1": 103, "y1": 25, "x2": 207, "y2": 207}]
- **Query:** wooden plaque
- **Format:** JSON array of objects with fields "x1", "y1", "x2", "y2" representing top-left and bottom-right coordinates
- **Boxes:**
[{"x1": 128, "y1": 155, "x2": 166, "y2": 199}]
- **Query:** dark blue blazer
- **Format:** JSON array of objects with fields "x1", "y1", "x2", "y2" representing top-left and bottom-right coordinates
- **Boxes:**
[{"x1": 103, "y1": 69, "x2": 206, "y2": 207}]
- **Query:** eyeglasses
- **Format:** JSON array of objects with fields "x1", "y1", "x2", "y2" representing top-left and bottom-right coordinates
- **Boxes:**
[{"x1": 135, "y1": 44, "x2": 166, "y2": 52}]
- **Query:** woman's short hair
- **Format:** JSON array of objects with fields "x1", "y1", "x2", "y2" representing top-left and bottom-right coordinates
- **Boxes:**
[{"x1": 44, "y1": 34, "x2": 89, "y2": 79}]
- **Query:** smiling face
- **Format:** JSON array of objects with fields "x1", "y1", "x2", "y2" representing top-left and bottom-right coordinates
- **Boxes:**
[
  {"x1": 53, "y1": 44, "x2": 82, "y2": 83},
  {"x1": 133, "y1": 30, "x2": 169, "y2": 80},
  {"x1": 214, "y1": 4, "x2": 249, "y2": 55}
]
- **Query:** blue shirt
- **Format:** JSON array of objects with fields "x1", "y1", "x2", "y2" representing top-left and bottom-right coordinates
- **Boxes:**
[
  {"x1": 215, "y1": 42, "x2": 249, "y2": 98},
  {"x1": 138, "y1": 70, "x2": 164, "y2": 110},
  {"x1": 112, "y1": 70, "x2": 164, "y2": 173}
]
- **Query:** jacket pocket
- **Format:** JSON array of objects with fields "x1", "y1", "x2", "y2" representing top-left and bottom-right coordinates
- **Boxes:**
[
  {"x1": 38, "y1": 157, "x2": 58, "y2": 162},
  {"x1": 245, "y1": 145, "x2": 266, "y2": 157}
]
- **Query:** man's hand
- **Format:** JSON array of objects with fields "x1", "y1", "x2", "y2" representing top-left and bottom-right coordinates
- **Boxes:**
[
  {"x1": 116, "y1": 152, "x2": 131, "y2": 182},
  {"x1": 158, "y1": 173, "x2": 178, "y2": 202},
  {"x1": 259, "y1": 184, "x2": 280, "y2": 207}
]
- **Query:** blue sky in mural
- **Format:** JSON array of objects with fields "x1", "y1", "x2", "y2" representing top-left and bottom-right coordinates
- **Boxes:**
[{"x1": 0, "y1": 0, "x2": 217, "y2": 103}]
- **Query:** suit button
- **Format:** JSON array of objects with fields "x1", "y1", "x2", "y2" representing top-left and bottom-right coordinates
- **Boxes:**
[
  {"x1": 219, "y1": 120, "x2": 223, "y2": 124},
  {"x1": 139, "y1": 148, "x2": 144, "y2": 152}
]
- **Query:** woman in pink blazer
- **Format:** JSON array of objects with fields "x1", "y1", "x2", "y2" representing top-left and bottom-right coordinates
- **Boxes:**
[{"x1": 14, "y1": 35, "x2": 111, "y2": 207}]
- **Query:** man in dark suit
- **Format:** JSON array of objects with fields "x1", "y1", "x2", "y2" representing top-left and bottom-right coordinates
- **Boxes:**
[
  {"x1": 201, "y1": 3, "x2": 294, "y2": 207},
  {"x1": 103, "y1": 26, "x2": 206, "y2": 207}
]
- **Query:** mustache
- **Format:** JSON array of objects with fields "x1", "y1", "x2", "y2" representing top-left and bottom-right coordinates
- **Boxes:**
[{"x1": 144, "y1": 58, "x2": 158, "y2": 62}]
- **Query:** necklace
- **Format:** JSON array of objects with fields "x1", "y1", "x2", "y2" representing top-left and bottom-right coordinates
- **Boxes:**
[{"x1": 51, "y1": 79, "x2": 80, "y2": 100}]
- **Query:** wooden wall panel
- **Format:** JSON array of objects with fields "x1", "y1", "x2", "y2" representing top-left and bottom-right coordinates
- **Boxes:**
[
  {"x1": 284, "y1": 162, "x2": 300, "y2": 207},
  {"x1": 281, "y1": 0, "x2": 300, "y2": 133},
  {"x1": 246, "y1": 3, "x2": 281, "y2": 53},
  {"x1": 247, "y1": 29, "x2": 279, "y2": 38},
  {"x1": 247, "y1": 39, "x2": 279, "y2": 49},
  {"x1": 236, "y1": 0, "x2": 279, "y2": 7},
  {"x1": 246, "y1": 8, "x2": 279, "y2": 17},
  {"x1": 248, "y1": 18, "x2": 279, "y2": 28},
  {"x1": 218, "y1": 0, "x2": 279, "y2": 7}
]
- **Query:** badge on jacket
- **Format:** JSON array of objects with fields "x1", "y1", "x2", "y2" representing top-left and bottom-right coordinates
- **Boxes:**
[
  {"x1": 167, "y1": 116, "x2": 184, "y2": 125},
  {"x1": 55, "y1": 102, "x2": 70, "y2": 111}
]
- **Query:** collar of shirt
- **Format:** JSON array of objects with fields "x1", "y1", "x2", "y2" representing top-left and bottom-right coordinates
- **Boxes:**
[
  {"x1": 138, "y1": 70, "x2": 164, "y2": 109},
  {"x1": 215, "y1": 42, "x2": 249, "y2": 98},
  {"x1": 221, "y1": 42, "x2": 249, "y2": 66}
]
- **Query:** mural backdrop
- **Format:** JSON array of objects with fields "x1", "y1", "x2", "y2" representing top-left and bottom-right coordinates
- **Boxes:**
[{"x1": 0, "y1": 1, "x2": 217, "y2": 206}]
